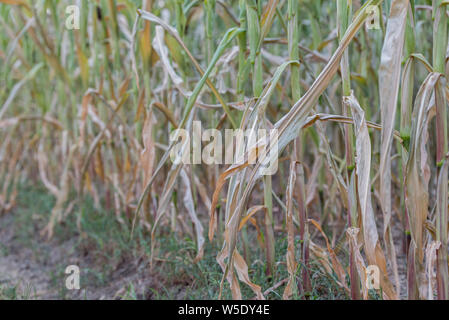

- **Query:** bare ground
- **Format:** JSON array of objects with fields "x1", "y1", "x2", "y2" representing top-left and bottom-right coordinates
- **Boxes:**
[{"x1": 0, "y1": 213, "x2": 157, "y2": 299}]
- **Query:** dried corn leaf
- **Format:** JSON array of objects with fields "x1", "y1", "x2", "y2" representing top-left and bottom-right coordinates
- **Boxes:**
[
  {"x1": 379, "y1": 0, "x2": 408, "y2": 296},
  {"x1": 345, "y1": 92, "x2": 397, "y2": 299}
]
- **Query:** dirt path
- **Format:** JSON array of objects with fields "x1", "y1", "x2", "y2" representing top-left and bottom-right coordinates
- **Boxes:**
[
  {"x1": 0, "y1": 213, "x2": 155, "y2": 299},
  {"x1": 0, "y1": 213, "x2": 88, "y2": 299},
  {"x1": 0, "y1": 214, "x2": 54, "y2": 298},
  {"x1": 0, "y1": 243, "x2": 53, "y2": 298}
]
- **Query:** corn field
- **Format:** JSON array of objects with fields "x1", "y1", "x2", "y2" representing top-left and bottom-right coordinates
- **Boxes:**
[{"x1": 1, "y1": 0, "x2": 449, "y2": 300}]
